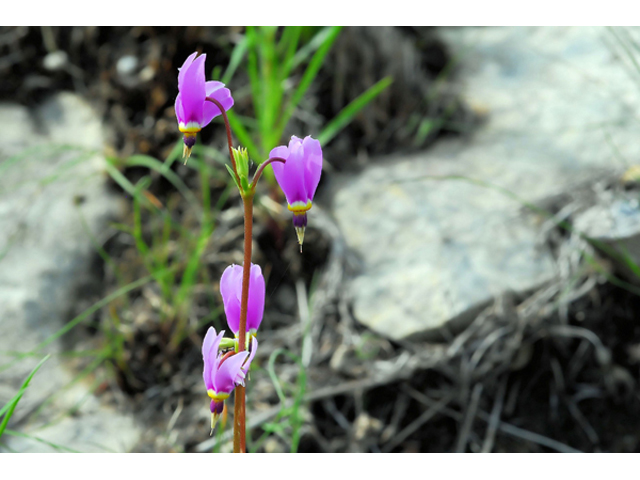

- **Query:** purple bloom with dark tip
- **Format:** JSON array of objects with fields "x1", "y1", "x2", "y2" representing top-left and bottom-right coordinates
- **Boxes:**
[
  {"x1": 220, "y1": 264, "x2": 265, "y2": 336},
  {"x1": 202, "y1": 327, "x2": 256, "y2": 429},
  {"x1": 175, "y1": 52, "x2": 234, "y2": 159},
  {"x1": 270, "y1": 135, "x2": 322, "y2": 248}
]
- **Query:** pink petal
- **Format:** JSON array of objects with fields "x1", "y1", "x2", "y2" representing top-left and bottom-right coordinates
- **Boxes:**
[
  {"x1": 280, "y1": 140, "x2": 308, "y2": 205},
  {"x1": 214, "y1": 351, "x2": 249, "y2": 393},
  {"x1": 247, "y1": 265, "x2": 265, "y2": 332},
  {"x1": 288, "y1": 136, "x2": 303, "y2": 149},
  {"x1": 206, "y1": 81, "x2": 225, "y2": 96},
  {"x1": 302, "y1": 136, "x2": 323, "y2": 201},
  {"x1": 174, "y1": 93, "x2": 186, "y2": 125},
  {"x1": 202, "y1": 327, "x2": 224, "y2": 391},
  {"x1": 220, "y1": 265, "x2": 243, "y2": 334},
  {"x1": 202, "y1": 82, "x2": 234, "y2": 127},
  {"x1": 223, "y1": 296, "x2": 241, "y2": 335},
  {"x1": 239, "y1": 337, "x2": 258, "y2": 380},
  {"x1": 178, "y1": 52, "x2": 198, "y2": 87},
  {"x1": 270, "y1": 145, "x2": 290, "y2": 187},
  {"x1": 179, "y1": 54, "x2": 206, "y2": 125}
]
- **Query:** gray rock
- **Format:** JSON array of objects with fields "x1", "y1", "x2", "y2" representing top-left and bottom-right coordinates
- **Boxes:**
[
  {"x1": 573, "y1": 186, "x2": 640, "y2": 275},
  {"x1": 333, "y1": 27, "x2": 640, "y2": 340},
  {"x1": 0, "y1": 93, "x2": 139, "y2": 452}
]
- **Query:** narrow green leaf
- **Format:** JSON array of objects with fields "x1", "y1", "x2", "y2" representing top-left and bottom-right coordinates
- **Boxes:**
[
  {"x1": 225, "y1": 110, "x2": 261, "y2": 160},
  {"x1": 274, "y1": 26, "x2": 343, "y2": 146},
  {"x1": 225, "y1": 164, "x2": 241, "y2": 191},
  {"x1": 123, "y1": 154, "x2": 200, "y2": 209},
  {"x1": 289, "y1": 26, "x2": 341, "y2": 72},
  {"x1": 222, "y1": 36, "x2": 249, "y2": 84},
  {"x1": 0, "y1": 355, "x2": 50, "y2": 438},
  {"x1": 317, "y1": 76, "x2": 393, "y2": 146},
  {"x1": 3, "y1": 429, "x2": 80, "y2": 453}
]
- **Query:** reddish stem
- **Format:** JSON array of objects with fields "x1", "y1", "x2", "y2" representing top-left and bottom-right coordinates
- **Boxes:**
[
  {"x1": 205, "y1": 96, "x2": 238, "y2": 180},
  {"x1": 251, "y1": 157, "x2": 286, "y2": 191},
  {"x1": 233, "y1": 192, "x2": 254, "y2": 453}
]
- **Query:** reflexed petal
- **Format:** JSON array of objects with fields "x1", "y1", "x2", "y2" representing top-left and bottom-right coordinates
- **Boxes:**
[
  {"x1": 220, "y1": 265, "x2": 243, "y2": 334},
  {"x1": 288, "y1": 135, "x2": 303, "y2": 150},
  {"x1": 247, "y1": 265, "x2": 265, "y2": 332},
  {"x1": 214, "y1": 351, "x2": 249, "y2": 393},
  {"x1": 180, "y1": 54, "x2": 206, "y2": 124},
  {"x1": 238, "y1": 337, "x2": 258, "y2": 382},
  {"x1": 174, "y1": 93, "x2": 186, "y2": 125},
  {"x1": 202, "y1": 327, "x2": 224, "y2": 390},
  {"x1": 270, "y1": 146, "x2": 289, "y2": 162},
  {"x1": 206, "y1": 81, "x2": 225, "y2": 96},
  {"x1": 302, "y1": 136, "x2": 323, "y2": 201},
  {"x1": 270, "y1": 146, "x2": 290, "y2": 189},
  {"x1": 223, "y1": 296, "x2": 241, "y2": 335},
  {"x1": 280, "y1": 140, "x2": 308, "y2": 205},
  {"x1": 202, "y1": 83, "x2": 234, "y2": 127},
  {"x1": 178, "y1": 52, "x2": 198, "y2": 87}
]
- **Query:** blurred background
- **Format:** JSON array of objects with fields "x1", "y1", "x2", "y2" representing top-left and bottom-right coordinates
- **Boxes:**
[{"x1": 1, "y1": 26, "x2": 640, "y2": 453}]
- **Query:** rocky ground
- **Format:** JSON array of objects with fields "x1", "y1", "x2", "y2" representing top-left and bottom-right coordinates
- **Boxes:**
[{"x1": 2, "y1": 26, "x2": 640, "y2": 452}]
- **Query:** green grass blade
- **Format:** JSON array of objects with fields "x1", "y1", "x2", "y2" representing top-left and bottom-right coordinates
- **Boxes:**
[
  {"x1": 289, "y1": 26, "x2": 340, "y2": 72},
  {"x1": 123, "y1": 154, "x2": 200, "y2": 208},
  {"x1": 221, "y1": 35, "x2": 249, "y2": 84},
  {"x1": 0, "y1": 355, "x2": 50, "y2": 438},
  {"x1": 278, "y1": 26, "x2": 302, "y2": 81},
  {"x1": 274, "y1": 26, "x2": 343, "y2": 146},
  {"x1": 225, "y1": 110, "x2": 261, "y2": 160},
  {"x1": 2, "y1": 429, "x2": 80, "y2": 453},
  {"x1": 317, "y1": 76, "x2": 393, "y2": 146},
  {"x1": 245, "y1": 26, "x2": 263, "y2": 122}
]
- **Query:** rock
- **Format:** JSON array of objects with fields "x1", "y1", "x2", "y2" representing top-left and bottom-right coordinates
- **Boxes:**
[
  {"x1": 0, "y1": 93, "x2": 140, "y2": 452},
  {"x1": 332, "y1": 27, "x2": 640, "y2": 341},
  {"x1": 573, "y1": 185, "x2": 640, "y2": 276}
]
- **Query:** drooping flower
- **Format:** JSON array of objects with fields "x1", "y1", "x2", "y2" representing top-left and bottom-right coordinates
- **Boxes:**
[
  {"x1": 220, "y1": 264, "x2": 265, "y2": 336},
  {"x1": 175, "y1": 52, "x2": 234, "y2": 159},
  {"x1": 202, "y1": 327, "x2": 256, "y2": 430},
  {"x1": 270, "y1": 135, "x2": 323, "y2": 249}
]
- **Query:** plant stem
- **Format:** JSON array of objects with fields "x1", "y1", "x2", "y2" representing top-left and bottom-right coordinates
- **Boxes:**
[
  {"x1": 233, "y1": 192, "x2": 254, "y2": 453},
  {"x1": 206, "y1": 96, "x2": 238, "y2": 179},
  {"x1": 251, "y1": 156, "x2": 286, "y2": 191}
]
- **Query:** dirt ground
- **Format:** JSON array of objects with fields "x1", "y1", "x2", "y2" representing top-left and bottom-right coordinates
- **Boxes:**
[{"x1": 3, "y1": 26, "x2": 640, "y2": 453}]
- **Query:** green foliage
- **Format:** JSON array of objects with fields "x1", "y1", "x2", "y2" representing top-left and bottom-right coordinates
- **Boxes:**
[
  {"x1": 219, "y1": 26, "x2": 393, "y2": 166},
  {"x1": 0, "y1": 355, "x2": 50, "y2": 440}
]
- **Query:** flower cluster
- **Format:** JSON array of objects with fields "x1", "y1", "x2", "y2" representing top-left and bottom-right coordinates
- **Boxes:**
[
  {"x1": 201, "y1": 263, "x2": 264, "y2": 431},
  {"x1": 175, "y1": 53, "x2": 323, "y2": 442}
]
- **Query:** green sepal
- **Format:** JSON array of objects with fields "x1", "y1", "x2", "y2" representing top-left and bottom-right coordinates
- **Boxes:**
[
  {"x1": 218, "y1": 337, "x2": 237, "y2": 350},
  {"x1": 225, "y1": 164, "x2": 241, "y2": 192},
  {"x1": 240, "y1": 176, "x2": 251, "y2": 194},
  {"x1": 233, "y1": 147, "x2": 250, "y2": 180}
]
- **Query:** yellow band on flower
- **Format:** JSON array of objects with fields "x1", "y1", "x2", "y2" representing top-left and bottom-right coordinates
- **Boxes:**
[
  {"x1": 288, "y1": 201, "x2": 312, "y2": 214},
  {"x1": 207, "y1": 390, "x2": 230, "y2": 402}
]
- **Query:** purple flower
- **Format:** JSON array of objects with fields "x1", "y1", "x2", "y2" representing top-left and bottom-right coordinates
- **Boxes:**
[
  {"x1": 202, "y1": 327, "x2": 256, "y2": 429},
  {"x1": 220, "y1": 264, "x2": 265, "y2": 336},
  {"x1": 175, "y1": 52, "x2": 234, "y2": 159},
  {"x1": 270, "y1": 135, "x2": 323, "y2": 248}
]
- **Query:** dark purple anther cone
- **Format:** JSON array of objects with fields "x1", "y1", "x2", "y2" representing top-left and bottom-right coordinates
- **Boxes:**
[
  {"x1": 210, "y1": 399, "x2": 224, "y2": 415},
  {"x1": 292, "y1": 213, "x2": 307, "y2": 228},
  {"x1": 183, "y1": 135, "x2": 197, "y2": 149}
]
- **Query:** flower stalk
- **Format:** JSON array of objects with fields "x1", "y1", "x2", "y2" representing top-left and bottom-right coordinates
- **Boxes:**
[
  {"x1": 233, "y1": 191, "x2": 253, "y2": 453},
  {"x1": 176, "y1": 52, "x2": 323, "y2": 453}
]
